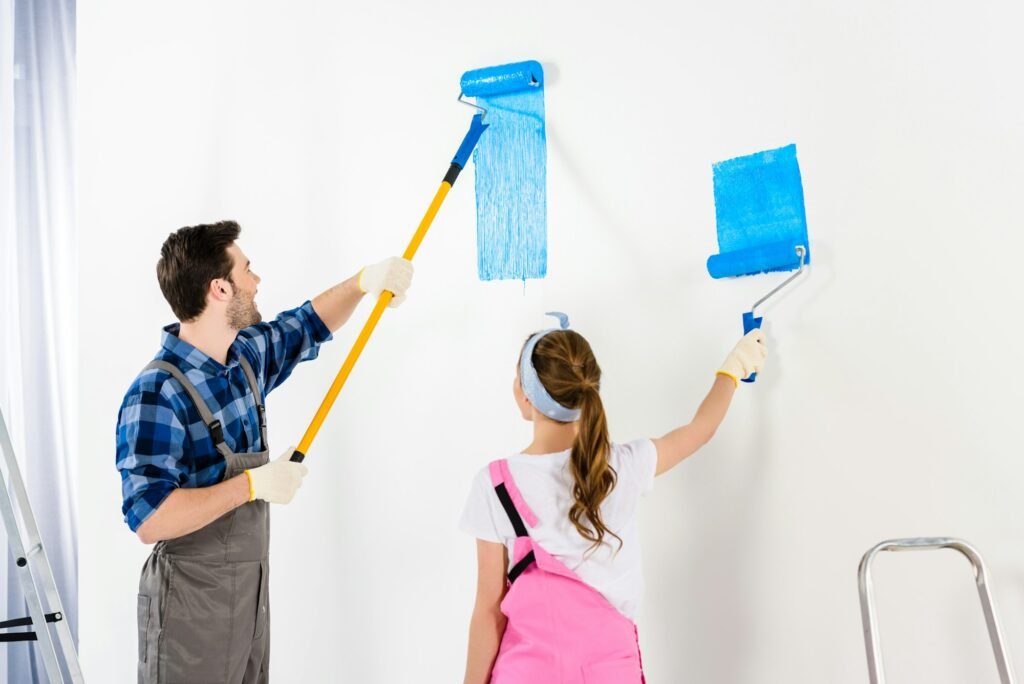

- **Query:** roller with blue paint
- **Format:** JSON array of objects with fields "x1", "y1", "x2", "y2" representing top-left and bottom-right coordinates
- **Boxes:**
[
  {"x1": 706, "y1": 144, "x2": 810, "y2": 383},
  {"x1": 289, "y1": 62, "x2": 546, "y2": 463},
  {"x1": 460, "y1": 60, "x2": 542, "y2": 99},
  {"x1": 460, "y1": 60, "x2": 548, "y2": 281}
]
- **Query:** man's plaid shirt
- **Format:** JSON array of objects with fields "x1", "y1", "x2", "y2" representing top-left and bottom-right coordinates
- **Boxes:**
[{"x1": 116, "y1": 301, "x2": 331, "y2": 532}]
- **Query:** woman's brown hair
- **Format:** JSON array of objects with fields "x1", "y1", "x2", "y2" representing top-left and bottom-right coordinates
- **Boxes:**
[{"x1": 528, "y1": 330, "x2": 621, "y2": 552}]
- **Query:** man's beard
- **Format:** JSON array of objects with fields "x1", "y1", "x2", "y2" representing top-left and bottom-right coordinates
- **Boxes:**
[{"x1": 227, "y1": 289, "x2": 262, "y2": 330}]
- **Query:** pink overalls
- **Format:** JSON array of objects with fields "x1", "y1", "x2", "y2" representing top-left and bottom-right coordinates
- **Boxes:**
[{"x1": 488, "y1": 459, "x2": 646, "y2": 684}]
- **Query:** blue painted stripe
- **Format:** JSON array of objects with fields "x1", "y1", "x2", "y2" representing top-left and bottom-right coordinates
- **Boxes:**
[{"x1": 465, "y1": 62, "x2": 547, "y2": 281}]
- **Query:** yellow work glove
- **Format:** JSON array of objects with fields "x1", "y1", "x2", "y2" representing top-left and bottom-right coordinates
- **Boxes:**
[{"x1": 717, "y1": 329, "x2": 768, "y2": 386}]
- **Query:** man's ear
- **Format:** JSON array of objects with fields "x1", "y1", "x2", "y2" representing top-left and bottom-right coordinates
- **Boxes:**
[{"x1": 209, "y1": 278, "x2": 233, "y2": 302}]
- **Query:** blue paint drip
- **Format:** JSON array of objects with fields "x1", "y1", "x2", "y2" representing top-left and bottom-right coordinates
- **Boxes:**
[
  {"x1": 469, "y1": 64, "x2": 547, "y2": 281},
  {"x1": 706, "y1": 144, "x2": 810, "y2": 279}
]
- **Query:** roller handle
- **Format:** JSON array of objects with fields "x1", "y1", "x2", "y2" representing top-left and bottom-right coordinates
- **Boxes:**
[
  {"x1": 742, "y1": 311, "x2": 763, "y2": 384},
  {"x1": 452, "y1": 114, "x2": 488, "y2": 169},
  {"x1": 290, "y1": 449, "x2": 305, "y2": 463}
]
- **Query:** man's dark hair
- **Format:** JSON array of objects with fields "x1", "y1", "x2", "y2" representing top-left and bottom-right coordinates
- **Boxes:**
[{"x1": 157, "y1": 221, "x2": 241, "y2": 322}]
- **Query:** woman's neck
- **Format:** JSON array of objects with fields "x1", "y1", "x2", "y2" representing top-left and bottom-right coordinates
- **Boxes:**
[{"x1": 523, "y1": 418, "x2": 577, "y2": 455}]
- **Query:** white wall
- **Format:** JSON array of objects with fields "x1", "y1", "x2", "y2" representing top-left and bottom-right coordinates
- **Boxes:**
[{"x1": 78, "y1": 1, "x2": 1024, "y2": 681}]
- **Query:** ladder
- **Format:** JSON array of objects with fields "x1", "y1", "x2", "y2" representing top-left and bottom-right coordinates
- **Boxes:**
[
  {"x1": 858, "y1": 537, "x2": 1016, "y2": 684},
  {"x1": 0, "y1": 407, "x2": 84, "y2": 682}
]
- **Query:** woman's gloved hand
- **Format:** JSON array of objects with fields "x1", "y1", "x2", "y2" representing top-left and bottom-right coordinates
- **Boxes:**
[{"x1": 716, "y1": 329, "x2": 768, "y2": 386}]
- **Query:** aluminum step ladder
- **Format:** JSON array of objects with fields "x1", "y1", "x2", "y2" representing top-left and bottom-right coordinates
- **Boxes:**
[
  {"x1": 0, "y1": 408, "x2": 84, "y2": 682},
  {"x1": 858, "y1": 537, "x2": 1016, "y2": 684}
]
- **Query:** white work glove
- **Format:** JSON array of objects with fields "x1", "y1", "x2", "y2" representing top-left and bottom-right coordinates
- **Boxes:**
[
  {"x1": 359, "y1": 256, "x2": 414, "y2": 308},
  {"x1": 716, "y1": 329, "x2": 768, "y2": 386},
  {"x1": 245, "y1": 446, "x2": 308, "y2": 504}
]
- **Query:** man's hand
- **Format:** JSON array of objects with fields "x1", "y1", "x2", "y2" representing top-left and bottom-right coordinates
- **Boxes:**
[
  {"x1": 359, "y1": 257, "x2": 414, "y2": 308},
  {"x1": 245, "y1": 446, "x2": 309, "y2": 504}
]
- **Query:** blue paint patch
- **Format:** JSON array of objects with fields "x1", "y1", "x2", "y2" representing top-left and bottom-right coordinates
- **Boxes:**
[
  {"x1": 706, "y1": 144, "x2": 810, "y2": 279},
  {"x1": 466, "y1": 62, "x2": 547, "y2": 281}
]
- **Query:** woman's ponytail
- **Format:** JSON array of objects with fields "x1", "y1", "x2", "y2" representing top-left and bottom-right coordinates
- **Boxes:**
[{"x1": 530, "y1": 331, "x2": 621, "y2": 552}]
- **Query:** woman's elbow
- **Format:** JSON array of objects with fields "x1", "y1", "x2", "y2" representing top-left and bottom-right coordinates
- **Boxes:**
[
  {"x1": 696, "y1": 413, "x2": 727, "y2": 445},
  {"x1": 699, "y1": 424, "x2": 719, "y2": 446},
  {"x1": 473, "y1": 602, "x2": 505, "y2": 623},
  {"x1": 472, "y1": 602, "x2": 506, "y2": 633}
]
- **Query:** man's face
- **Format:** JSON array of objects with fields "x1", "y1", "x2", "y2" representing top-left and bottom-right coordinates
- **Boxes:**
[{"x1": 225, "y1": 243, "x2": 262, "y2": 330}]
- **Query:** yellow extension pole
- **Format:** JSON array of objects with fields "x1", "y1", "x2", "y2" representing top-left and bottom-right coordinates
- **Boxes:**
[
  {"x1": 289, "y1": 181, "x2": 453, "y2": 462},
  {"x1": 288, "y1": 111, "x2": 488, "y2": 463}
]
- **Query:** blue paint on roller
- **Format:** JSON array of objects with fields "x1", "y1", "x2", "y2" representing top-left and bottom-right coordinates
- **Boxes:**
[
  {"x1": 706, "y1": 144, "x2": 810, "y2": 279},
  {"x1": 461, "y1": 61, "x2": 543, "y2": 98},
  {"x1": 460, "y1": 61, "x2": 547, "y2": 281},
  {"x1": 708, "y1": 239, "x2": 805, "y2": 279}
]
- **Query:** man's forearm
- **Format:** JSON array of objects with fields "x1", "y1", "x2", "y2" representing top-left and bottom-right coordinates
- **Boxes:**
[
  {"x1": 136, "y1": 475, "x2": 250, "y2": 544},
  {"x1": 312, "y1": 273, "x2": 364, "y2": 333}
]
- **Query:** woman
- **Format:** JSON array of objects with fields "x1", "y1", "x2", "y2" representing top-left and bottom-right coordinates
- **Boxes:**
[{"x1": 460, "y1": 313, "x2": 767, "y2": 683}]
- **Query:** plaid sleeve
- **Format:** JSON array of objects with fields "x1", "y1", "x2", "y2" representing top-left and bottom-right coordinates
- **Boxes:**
[
  {"x1": 116, "y1": 378, "x2": 189, "y2": 532},
  {"x1": 237, "y1": 300, "x2": 332, "y2": 396}
]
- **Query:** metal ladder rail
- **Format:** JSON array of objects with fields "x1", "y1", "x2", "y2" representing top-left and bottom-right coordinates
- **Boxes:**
[
  {"x1": 0, "y1": 408, "x2": 84, "y2": 682},
  {"x1": 858, "y1": 537, "x2": 1015, "y2": 684}
]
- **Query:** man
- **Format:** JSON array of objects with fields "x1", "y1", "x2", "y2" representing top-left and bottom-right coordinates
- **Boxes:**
[{"x1": 117, "y1": 221, "x2": 413, "y2": 683}]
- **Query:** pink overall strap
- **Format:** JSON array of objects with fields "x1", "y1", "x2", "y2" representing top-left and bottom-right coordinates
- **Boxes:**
[
  {"x1": 488, "y1": 459, "x2": 540, "y2": 583},
  {"x1": 487, "y1": 460, "x2": 539, "y2": 528}
]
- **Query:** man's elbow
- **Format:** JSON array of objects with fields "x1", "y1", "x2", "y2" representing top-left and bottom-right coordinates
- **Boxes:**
[{"x1": 135, "y1": 520, "x2": 161, "y2": 545}]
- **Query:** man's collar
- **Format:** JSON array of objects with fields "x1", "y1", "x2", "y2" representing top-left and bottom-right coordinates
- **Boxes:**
[{"x1": 160, "y1": 323, "x2": 241, "y2": 375}]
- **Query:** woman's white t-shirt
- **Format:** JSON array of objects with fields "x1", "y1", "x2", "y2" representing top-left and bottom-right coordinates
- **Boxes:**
[{"x1": 459, "y1": 439, "x2": 658, "y2": 620}]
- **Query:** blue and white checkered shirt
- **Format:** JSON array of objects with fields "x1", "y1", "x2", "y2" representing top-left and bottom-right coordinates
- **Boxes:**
[{"x1": 116, "y1": 301, "x2": 332, "y2": 532}]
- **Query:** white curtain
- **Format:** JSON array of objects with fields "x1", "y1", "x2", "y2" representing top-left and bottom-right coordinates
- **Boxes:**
[{"x1": 0, "y1": 0, "x2": 77, "y2": 681}]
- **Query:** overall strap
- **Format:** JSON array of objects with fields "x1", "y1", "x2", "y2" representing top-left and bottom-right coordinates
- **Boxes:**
[
  {"x1": 144, "y1": 360, "x2": 233, "y2": 459},
  {"x1": 488, "y1": 459, "x2": 540, "y2": 583},
  {"x1": 237, "y1": 355, "x2": 267, "y2": 449}
]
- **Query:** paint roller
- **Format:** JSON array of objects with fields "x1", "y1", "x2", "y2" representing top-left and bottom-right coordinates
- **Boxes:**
[
  {"x1": 706, "y1": 144, "x2": 810, "y2": 383},
  {"x1": 460, "y1": 60, "x2": 543, "y2": 100},
  {"x1": 289, "y1": 61, "x2": 543, "y2": 463}
]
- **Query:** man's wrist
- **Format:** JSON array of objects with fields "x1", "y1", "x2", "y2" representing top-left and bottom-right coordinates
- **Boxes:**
[{"x1": 231, "y1": 473, "x2": 252, "y2": 506}]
